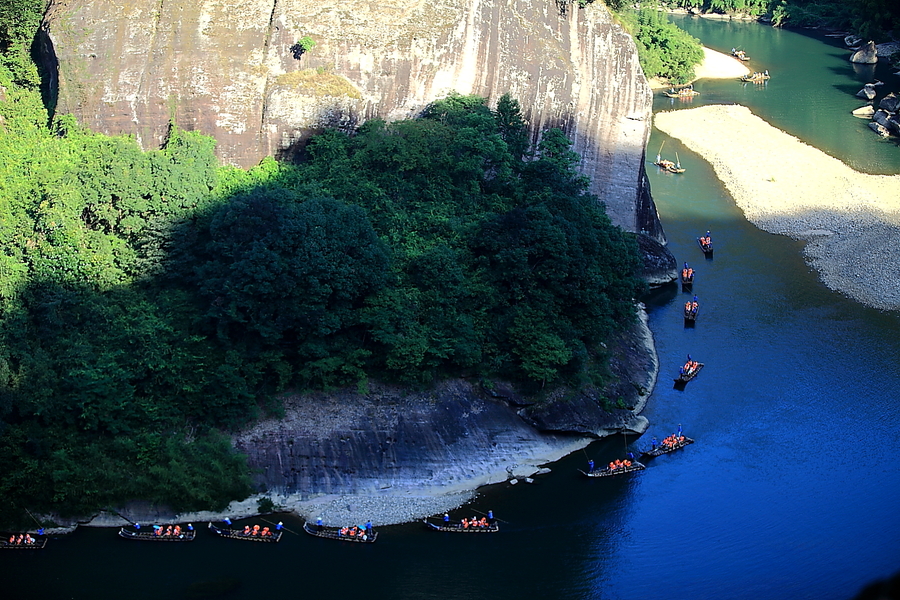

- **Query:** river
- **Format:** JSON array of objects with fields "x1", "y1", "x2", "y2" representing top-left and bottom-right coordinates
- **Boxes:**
[{"x1": 8, "y1": 16, "x2": 900, "y2": 600}]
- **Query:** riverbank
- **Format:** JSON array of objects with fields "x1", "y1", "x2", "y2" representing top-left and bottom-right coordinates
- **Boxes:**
[
  {"x1": 648, "y1": 47, "x2": 749, "y2": 90},
  {"x1": 654, "y1": 104, "x2": 900, "y2": 311},
  {"x1": 41, "y1": 308, "x2": 658, "y2": 532}
]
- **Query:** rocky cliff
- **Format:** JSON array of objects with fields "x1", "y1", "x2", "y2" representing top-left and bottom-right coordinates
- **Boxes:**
[
  {"x1": 40, "y1": 0, "x2": 661, "y2": 237},
  {"x1": 227, "y1": 310, "x2": 655, "y2": 523}
]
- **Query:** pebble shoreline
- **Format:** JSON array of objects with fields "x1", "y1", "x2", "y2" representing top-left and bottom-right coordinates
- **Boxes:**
[{"x1": 654, "y1": 104, "x2": 900, "y2": 311}]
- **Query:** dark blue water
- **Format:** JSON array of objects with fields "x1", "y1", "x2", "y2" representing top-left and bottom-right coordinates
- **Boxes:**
[{"x1": 7, "y1": 18, "x2": 900, "y2": 600}]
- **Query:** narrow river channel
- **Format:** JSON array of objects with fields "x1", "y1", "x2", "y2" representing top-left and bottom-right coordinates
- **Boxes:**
[{"x1": 7, "y1": 16, "x2": 900, "y2": 600}]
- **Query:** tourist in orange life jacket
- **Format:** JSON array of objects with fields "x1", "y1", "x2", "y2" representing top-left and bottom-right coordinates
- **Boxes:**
[
  {"x1": 608, "y1": 461, "x2": 616, "y2": 470},
  {"x1": 243, "y1": 525, "x2": 251, "y2": 535},
  {"x1": 261, "y1": 527, "x2": 270, "y2": 536},
  {"x1": 8, "y1": 535, "x2": 15, "y2": 544}
]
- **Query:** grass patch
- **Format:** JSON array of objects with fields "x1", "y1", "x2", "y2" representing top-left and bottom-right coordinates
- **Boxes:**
[{"x1": 274, "y1": 69, "x2": 362, "y2": 99}]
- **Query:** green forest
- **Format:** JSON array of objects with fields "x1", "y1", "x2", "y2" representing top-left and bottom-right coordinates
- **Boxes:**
[{"x1": 0, "y1": 3, "x2": 645, "y2": 525}]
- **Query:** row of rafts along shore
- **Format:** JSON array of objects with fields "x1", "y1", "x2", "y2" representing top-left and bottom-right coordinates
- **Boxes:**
[{"x1": 4, "y1": 216, "x2": 720, "y2": 550}]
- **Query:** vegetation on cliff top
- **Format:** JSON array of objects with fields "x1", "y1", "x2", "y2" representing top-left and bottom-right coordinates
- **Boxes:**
[{"x1": 0, "y1": 6, "x2": 644, "y2": 524}]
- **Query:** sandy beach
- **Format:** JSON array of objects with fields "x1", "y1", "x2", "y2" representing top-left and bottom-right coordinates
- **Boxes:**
[
  {"x1": 654, "y1": 104, "x2": 900, "y2": 311},
  {"x1": 649, "y1": 47, "x2": 749, "y2": 89}
]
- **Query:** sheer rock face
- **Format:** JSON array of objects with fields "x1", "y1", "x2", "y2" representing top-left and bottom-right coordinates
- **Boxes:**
[
  {"x1": 234, "y1": 313, "x2": 656, "y2": 497},
  {"x1": 41, "y1": 0, "x2": 659, "y2": 237}
]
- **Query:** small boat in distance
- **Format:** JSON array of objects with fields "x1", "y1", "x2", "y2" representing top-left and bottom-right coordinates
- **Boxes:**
[
  {"x1": 681, "y1": 263, "x2": 694, "y2": 288},
  {"x1": 580, "y1": 459, "x2": 646, "y2": 478},
  {"x1": 653, "y1": 142, "x2": 686, "y2": 174},
  {"x1": 119, "y1": 524, "x2": 195, "y2": 541},
  {"x1": 683, "y1": 296, "x2": 699, "y2": 322},
  {"x1": 643, "y1": 429, "x2": 694, "y2": 458},
  {"x1": 303, "y1": 521, "x2": 377, "y2": 542},
  {"x1": 731, "y1": 48, "x2": 750, "y2": 61},
  {"x1": 741, "y1": 70, "x2": 770, "y2": 83},
  {"x1": 698, "y1": 232, "x2": 713, "y2": 256},
  {"x1": 674, "y1": 357, "x2": 703, "y2": 386},
  {"x1": 2, "y1": 533, "x2": 47, "y2": 549},
  {"x1": 208, "y1": 521, "x2": 283, "y2": 543},
  {"x1": 424, "y1": 514, "x2": 499, "y2": 533},
  {"x1": 664, "y1": 85, "x2": 700, "y2": 99}
]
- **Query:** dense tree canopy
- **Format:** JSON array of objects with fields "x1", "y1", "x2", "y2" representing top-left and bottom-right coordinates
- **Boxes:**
[{"x1": 0, "y1": 35, "x2": 645, "y2": 526}]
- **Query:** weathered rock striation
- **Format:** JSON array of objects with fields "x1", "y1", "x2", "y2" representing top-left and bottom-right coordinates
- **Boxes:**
[
  {"x1": 40, "y1": 0, "x2": 661, "y2": 238},
  {"x1": 228, "y1": 310, "x2": 655, "y2": 523}
]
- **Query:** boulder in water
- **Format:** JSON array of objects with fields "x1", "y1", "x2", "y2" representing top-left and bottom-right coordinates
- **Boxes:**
[
  {"x1": 873, "y1": 110, "x2": 892, "y2": 129},
  {"x1": 868, "y1": 121, "x2": 891, "y2": 137},
  {"x1": 852, "y1": 105, "x2": 875, "y2": 118},
  {"x1": 856, "y1": 86, "x2": 877, "y2": 100},
  {"x1": 850, "y1": 41, "x2": 878, "y2": 64},
  {"x1": 878, "y1": 92, "x2": 900, "y2": 113}
]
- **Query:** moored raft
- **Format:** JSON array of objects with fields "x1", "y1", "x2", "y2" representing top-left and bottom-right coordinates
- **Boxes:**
[
  {"x1": 303, "y1": 521, "x2": 377, "y2": 542},
  {"x1": 423, "y1": 519, "x2": 499, "y2": 533},
  {"x1": 208, "y1": 522, "x2": 283, "y2": 543},
  {"x1": 118, "y1": 525, "x2": 195, "y2": 541},
  {"x1": 1, "y1": 533, "x2": 47, "y2": 549}
]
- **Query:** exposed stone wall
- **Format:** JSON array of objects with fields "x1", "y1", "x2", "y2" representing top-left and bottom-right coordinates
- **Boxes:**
[
  {"x1": 234, "y1": 311, "x2": 655, "y2": 498},
  {"x1": 41, "y1": 0, "x2": 658, "y2": 237}
]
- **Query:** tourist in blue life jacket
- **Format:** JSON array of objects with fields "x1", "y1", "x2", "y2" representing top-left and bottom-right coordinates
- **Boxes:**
[
  {"x1": 443, "y1": 513, "x2": 450, "y2": 525},
  {"x1": 651, "y1": 437, "x2": 658, "y2": 450},
  {"x1": 588, "y1": 459, "x2": 595, "y2": 472},
  {"x1": 365, "y1": 521, "x2": 373, "y2": 536},
  {"x1": 316, "y1": 517, "x2": 324, "y2": 532}
]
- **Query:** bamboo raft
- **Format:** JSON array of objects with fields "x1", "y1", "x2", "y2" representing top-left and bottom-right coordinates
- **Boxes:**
[
  {"x1": 208, "y1": 522, "x2": 283, "y2": 543},
  {"x1": 674, "y1": 363, "x2": 704, "y2": 385},
  {"x1": 683, "y1": 304, "x2": 699, "y2": 322},
  {"x1": 423, "y1": 519, "x2": 499, "y2": 533},
  {"x1": 118, "y1": 526, "x2": 195, "y2": 541},
  {"x1": 579, "y1": 462, "x2": 646, "y2": 477},
  {"x1": 697, "y1": 237, "x2": 713, "y2": 255},
  {"x1": 643, "y1": 437, "x2": 695, "y2": 458},
  {"x1": 664, "y1": 87, "x2": 699, "y2": 99},
  {"x1": 302, "y1": 522, "x2": 377, "y2": 543},
  {"x1": 1, "y1": 535, "x2": 47, "y2": 550},
  {"x1": 741, "y1": 72, "x2": 770, "y2": 82}
]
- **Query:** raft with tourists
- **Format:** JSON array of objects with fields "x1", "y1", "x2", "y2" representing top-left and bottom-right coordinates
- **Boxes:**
[
  {"x1": 303, "y1": 521, "x2": 377, "y2": 543},
  {"x1": 118, "y1": 524, "x2": 195, "y2": 541},
  {"x1": 643, "y1": 432, "x2": 695, "y2": 458},
  {"x1": 424, "y1": 514, "x2": 499, "y2": 533},
  {"x1": 681, "y1": 263, "x2": 695, "y2": 288},
  {"x1": 579, "y1": 459, "x2": 645, "y2": 478},
  {"x1": 683, "y1": 296, "x2": 699, "y2": 322},
  {"x1": 741, "y1": 70, "x2": 770, "y2": 83},
  {"x1": 674, "y1": 358, "x2": 703, "y2": 386},
  {"x1": 731, "y1": 48, "x2": 750, "y2": 61},
  {"x1": 664, "y1": 85, "x2": 699, "y2": 99},
  {"x1": 208, "y1": 521, "x2": 283, "y2": 543},
  {"x1": 653, "y1": 142, "x2": 685, "y2": 174},
  {"x1": 2, "y1": 533, "x2": 47, "y2": 549},
  {"x1": 697, "y1": 232, "x2": 713, "y2": 256}
]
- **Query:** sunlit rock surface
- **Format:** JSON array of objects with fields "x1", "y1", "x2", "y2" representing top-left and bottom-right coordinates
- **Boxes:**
[{"x1": 40, "y1": 0, "x2": 658, "y2": 236}]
